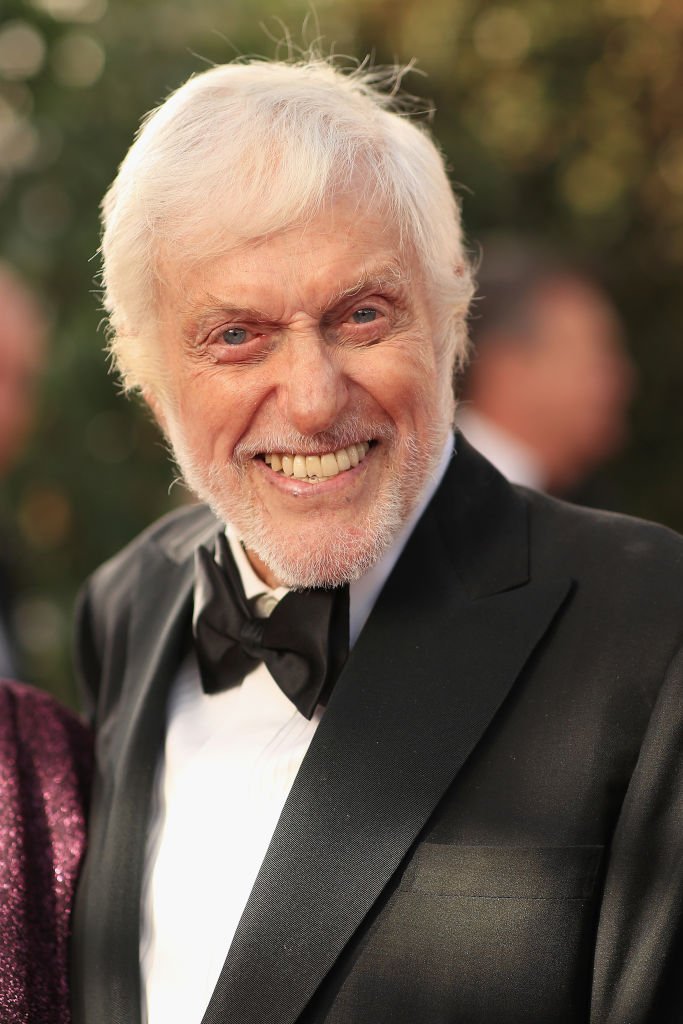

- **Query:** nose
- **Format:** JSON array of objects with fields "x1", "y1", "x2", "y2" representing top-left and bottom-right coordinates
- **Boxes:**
[{"x1": 276, "y1": 334, "x2": 349, "y2": 436}]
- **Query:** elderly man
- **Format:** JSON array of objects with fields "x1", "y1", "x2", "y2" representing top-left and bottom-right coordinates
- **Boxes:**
[{"x1": 71, "y1": 59, "x2": 683, "y2": 1024}]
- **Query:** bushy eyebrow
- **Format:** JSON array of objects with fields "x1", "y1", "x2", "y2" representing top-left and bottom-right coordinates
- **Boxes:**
[
  {"x1": 181, "y1": 302, "x2": 273, "y2": 342},
  {"x1": 322, "y1": 260, "x2": 409, "y2": 312}
]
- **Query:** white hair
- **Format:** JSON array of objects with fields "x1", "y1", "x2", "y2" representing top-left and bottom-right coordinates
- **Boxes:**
[{"x1": 100, "y1": 58, "x2": 474, "y2": 396}]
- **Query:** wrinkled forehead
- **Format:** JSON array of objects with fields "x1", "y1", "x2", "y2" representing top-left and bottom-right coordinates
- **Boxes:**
[{"x1": 152, "y1": 189, "x2": 420, "y2": 314}]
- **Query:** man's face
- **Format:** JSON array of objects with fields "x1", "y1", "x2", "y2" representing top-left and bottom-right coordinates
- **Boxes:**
[
  {"x1": 153, "y1": 197, "x2": 453, "y2": 587},
  {"x1": 520, "y1": 280, "x2": 635, "y2": 488},
  {"x1": 0, "y1": 292, "x2": 43, "y2": 475}
]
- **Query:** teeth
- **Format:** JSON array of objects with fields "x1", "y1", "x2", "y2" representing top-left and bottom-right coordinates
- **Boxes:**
[
  {"x1": 292, "y1": 455, "x2": 307, "y2": 479},
  {"x1": 263, "y1": 442, "x2": 372, "y2": 481},
  {"x1": 306, "y1": 455, "x2": 322, "y2": 477},
  {"x1": 336, "y1": 448, "x2": 351, "y2": 472},
  {"x1": 321, "y1": 453, "x2": 339, "y2": 477}
]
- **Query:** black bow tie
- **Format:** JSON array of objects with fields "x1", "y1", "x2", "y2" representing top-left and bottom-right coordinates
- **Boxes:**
[{"x1": 192, "y1": 534, "x2": 349, "y2": 719}]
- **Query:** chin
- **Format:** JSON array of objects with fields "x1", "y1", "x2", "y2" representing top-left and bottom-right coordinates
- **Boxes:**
[
  {"x1": 212, "y1": 485, "x2": 408, "y2": 589},
  {"x1": 243, "y1": 515, "x2": 404, "y2": 589}
]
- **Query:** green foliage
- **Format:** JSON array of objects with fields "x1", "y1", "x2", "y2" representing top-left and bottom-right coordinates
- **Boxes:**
[{"x1": 1, "y1": 0, "x2": 682, "y2": 703}]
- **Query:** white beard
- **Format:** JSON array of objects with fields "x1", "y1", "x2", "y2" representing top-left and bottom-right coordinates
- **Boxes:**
[{"x1": 167, "y1": 412, "x2": 450, "y2": 589}]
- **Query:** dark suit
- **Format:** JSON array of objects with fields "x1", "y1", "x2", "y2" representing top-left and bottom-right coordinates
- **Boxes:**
[{"x1": 70, "y1": 439, "x2": 683, "y2": 1024}]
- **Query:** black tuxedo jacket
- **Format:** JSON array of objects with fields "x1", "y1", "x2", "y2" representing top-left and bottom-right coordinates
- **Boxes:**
[{"x1": 70, "y1": 439, "x2": 683, "y2": 1024}]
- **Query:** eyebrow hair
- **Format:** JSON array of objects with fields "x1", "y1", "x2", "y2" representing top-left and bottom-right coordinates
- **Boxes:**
[
  {"x1": 323, "y1": 260, "x2": 410, "y2": 311},
  {"x1": 181, "y1": 258, "x2": 410, "y2": 339},
  {"x1": 181, "y1": 302, "x2": 274, "y2": 342}
]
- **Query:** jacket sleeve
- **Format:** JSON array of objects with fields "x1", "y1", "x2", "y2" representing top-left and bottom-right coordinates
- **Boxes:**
[
  {"x1": 72, "y1": 559, "x2": 135, "y2": 728},
  {"x1": 591, "y1": 643, "x2": 683, "y2": 1024},
  {"x1": 73, "y1": 580, "x2": 102, "y2": 724}
]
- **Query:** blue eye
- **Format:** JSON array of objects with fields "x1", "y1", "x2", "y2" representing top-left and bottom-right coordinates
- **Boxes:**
[
  {"x1": 222, "y1": 327, "x2": 248, "y2": 345},
  {"x1": 352, "y1": 308, "x2": 377, "y2": 324}
]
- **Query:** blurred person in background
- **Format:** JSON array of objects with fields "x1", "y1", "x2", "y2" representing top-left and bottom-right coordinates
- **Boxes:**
[
  {"x1": 457, "y1": 239, "x2": 636, "y2": 499},
  {"x1": 0, "y1": 264, "x2": 47, "y2": 680}
]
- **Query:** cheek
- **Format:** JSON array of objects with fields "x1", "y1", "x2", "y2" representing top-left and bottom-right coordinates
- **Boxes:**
[
  {"x1": 364, "y1": 348, "x2": 439, "y2": 424},
  {"x1": 176, "y1": 371, "x2": 274, "y2": 462}
]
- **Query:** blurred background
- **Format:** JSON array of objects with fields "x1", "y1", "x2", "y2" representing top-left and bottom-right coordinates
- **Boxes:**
[{"x1": 1, "y1": 0, "x2": 682, "y2": 705}]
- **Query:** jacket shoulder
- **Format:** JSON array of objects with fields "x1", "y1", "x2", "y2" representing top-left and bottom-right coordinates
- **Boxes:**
[
  {"x1": 523, "y1": 486, "x2": 683, "y2": 550},
  {"x1": 521, "y1": 486, "x2": 683, "y2": 594},
  {"x1": 85, "y1": 502, "x2": 220, "y2": 604},
  {"x1": 74, "y1": 504, "x2": 220, "y2": 713}
]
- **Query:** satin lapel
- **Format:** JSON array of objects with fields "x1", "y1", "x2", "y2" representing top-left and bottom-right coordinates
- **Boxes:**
[
  {"x1": 202, "y1": 453, "x2": 572, "y2": 1024},
  {"x1": 78, "y1": 545, "x2": 200, "y2": 1024}
]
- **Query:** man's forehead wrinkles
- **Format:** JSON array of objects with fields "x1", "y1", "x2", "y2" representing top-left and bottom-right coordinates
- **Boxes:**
[
  {"x1": 178, "y1": 259, "x2": 410, "y2": 330},
  {"x1": 195, "y1": 297, "x2": 271, "y2": 321}
]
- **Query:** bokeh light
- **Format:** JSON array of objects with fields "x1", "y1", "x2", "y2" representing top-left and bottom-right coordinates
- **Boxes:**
[
  {"x1": 0, "y1": 100, "x2": 39, "y2": 172},
  {"x1": 51, "y1": 32, "x2": 106, "y2": 88},
  {"x1": 30, "y1": 0, "x2": 108, "y2": 23},
  {"x1": 0, "y1": 21, "x2": 46, "y2": 81},
  {"x1": 473, "y1": 7, "x2": 532, "y2": 64}
]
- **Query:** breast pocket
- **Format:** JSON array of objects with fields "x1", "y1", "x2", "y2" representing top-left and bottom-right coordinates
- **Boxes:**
[
  {"x1": 337, "y1": 844, "x2": 606, "y2": 1024},
  {"x1": 409, "y1": 843, "x2": 604, "y2": 899}
]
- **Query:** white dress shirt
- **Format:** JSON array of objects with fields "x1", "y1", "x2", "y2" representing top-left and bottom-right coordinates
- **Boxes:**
[
  {"x1": 456, "y1": 406, "x2": 546, "y2": 491},
  {"x1": 140, "y1": 435, "x2": 454, "y2": 1024}
]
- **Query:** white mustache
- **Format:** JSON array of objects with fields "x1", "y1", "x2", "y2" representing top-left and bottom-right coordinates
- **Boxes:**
[{"x1": 233, "y1": 421, "x2": 396, "y2": 462}]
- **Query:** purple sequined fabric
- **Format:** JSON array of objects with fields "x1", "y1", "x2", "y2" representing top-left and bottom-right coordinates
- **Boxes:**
[{"x1": 0, "y1": 679, "x2": 92, "y2": 1024}]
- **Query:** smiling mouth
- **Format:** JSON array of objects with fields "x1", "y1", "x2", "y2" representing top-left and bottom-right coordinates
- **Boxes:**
[{"x1": 260, "y1": 442, "x2": 372, "y2": 483}]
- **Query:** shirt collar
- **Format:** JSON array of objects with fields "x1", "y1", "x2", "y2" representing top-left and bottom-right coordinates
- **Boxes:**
[{"x1": 456, "y1": 407, "x2": 546, "y2": 491}]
